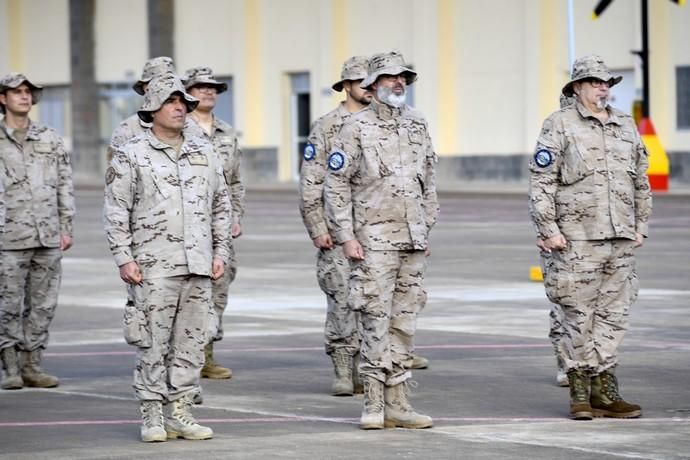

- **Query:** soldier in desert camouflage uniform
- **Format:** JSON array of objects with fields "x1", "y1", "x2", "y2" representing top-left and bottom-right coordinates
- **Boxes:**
[
  {"x1": 299, "y1": 56, "x2": 371, "y2": 396},
  {"x1": 0, "y1": 73, "x2": 75, "y2": 391},
  {"x1": 184, "y1": 66, "x2": 245, "y2": 381},
  {"x1": 537, "y1": 93, "x2": 578, "y2": 389},
  {"x1": 324, "y1": 51, "x2": 439, "y2": 430},
  {"x1": 104, "y1": 73, "x2": 232, "y2": 442},
  {"x1": 106, "y1": 56, "x2": 176, "y2": 163},
  {"x1": 529, "y1": 55, "x2": 652, "y2": 420}
]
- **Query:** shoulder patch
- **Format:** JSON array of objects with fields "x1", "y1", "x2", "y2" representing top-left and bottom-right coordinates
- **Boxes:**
[
  {"x1": 327, "y1": 152, "x2": 345, "y2": 171},
  {"x1": 534, "y1": 149, "x2": 553, "y2": 168},
  {"x1": 303, "y1": 143, "x2": 316, "y2": 161}
]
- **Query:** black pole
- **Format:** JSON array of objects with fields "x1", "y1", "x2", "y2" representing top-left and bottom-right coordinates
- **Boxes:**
[{"x1": 641, "y1": 0, "x2": 650, "y2": 117}]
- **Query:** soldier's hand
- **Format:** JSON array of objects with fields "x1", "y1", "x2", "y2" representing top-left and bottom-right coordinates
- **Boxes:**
[
  {"x1": 313, "y1": 233, "x2": 334, "y2": 249},
  {"x1": 634, "y1": 232, "x2": 644, "y2": 248},
  {"x1": 425, "y1": 247, "x2": 431, "y2": 257},
  {"x1": 536, "y1": 238, "x2": 548, "y2": 252},
  {"x1": 119, "y1": 261, "x2": 143, "y2": 285},
  {"x1": 211, "y1": 257, "x2": 225, "y2": 280},
  {"x1": 543, "y1": 234, "x2": 567, "y2": 251},
  {"x1": 231, "y1": 223, "x2": 243, "y2": 239},
  {"x1": 60, "y1": 234, "x2": 73, "y2": 251},
  {"x1": 343, "y1": 240, "x2": 364, "y2": 260}
]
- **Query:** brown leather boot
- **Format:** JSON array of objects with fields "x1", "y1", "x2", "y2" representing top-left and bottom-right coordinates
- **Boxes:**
[
  {"x1": 567, "y1": 370, "x2": 592, "y2": 420},
  {"x1": 591, "y1": 369, "x2": 641, "y2": 418}
]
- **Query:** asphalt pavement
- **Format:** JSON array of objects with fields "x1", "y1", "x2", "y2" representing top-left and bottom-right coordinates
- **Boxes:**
[{"x1": 1, "y1": 186, "x2": 688, "y2": 460}]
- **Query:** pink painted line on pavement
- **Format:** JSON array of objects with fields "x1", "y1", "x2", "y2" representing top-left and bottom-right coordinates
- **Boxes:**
[
  {"x1": 1, "y1": 416, "x2": 686, "y2": 429},
  {"x1": 44, "y1": 344, "x2": 549, "y2": 358}
]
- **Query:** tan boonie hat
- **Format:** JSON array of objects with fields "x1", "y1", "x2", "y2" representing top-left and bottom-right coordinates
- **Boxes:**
[
  {"x1": 562, "y1": 54, "x2": 622, "y2": 97},
  {"x1": 183, "y1": 66, "x2": 228, "y2": 94},
  {"x1": 133, "y1": 56, "x2": 176, "y2": 95},
  {"x1": 332, "y1": 56, "x2": 370, "y2": 92},
  {"x1": 137, "y1": 73, "x2": 199, "y2": 123},
  {"x1": 360, "y1": 50, "x2": 417, "y2": 90},
  {"x1": 0, "y1": 72, "x2": 43, "y2": 114}
]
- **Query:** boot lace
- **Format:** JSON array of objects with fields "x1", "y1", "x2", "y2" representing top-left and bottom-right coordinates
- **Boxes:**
[
  {"x1": 601, "y1": 372, "x2": 623, "y2": 402},
  {"x1": 365, "y1": 382, "x2": 384, "y2": 413},
  {"x1": 174, "y1": 397, "x2": 199, "y2": 426},
  {"x1": 142, "y1": 402, "x2": 163, "y2": 428}
]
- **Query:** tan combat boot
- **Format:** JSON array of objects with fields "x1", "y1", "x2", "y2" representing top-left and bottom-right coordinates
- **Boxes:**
[
  {"x1": 165, "y1": 394, "x2": 213, "y2": 440},
  {"x1": 200, "y1": 343, "x2": 232, "y2": 379},
  {"x1": 409, "y1": 355, "x2": 429, "y2": 370},
  {"x1": 591, "y1": 369, "x2": 641, "y2": 418},
  {"x1": 331, "y1": 349, "x2": 354, "y2": 396},
  {"x1": 21, "y1": 350, "x2": 59, "y2": 388},
  {"x1": 1, "y1": 347, "x2": 24, "y2": 390},
  {"x1": 140, "y1": 400, "x2": 166, "y2": 442},
  {"x1": 567, "y1": 370, "x2": 592, "y2": 420},
  {"x1": 383, "y1": 382, "x2": 433, "y2": 429},
  {"x1": 360, "y1": 377, "x2": 384, "y2": 430},
  {"x1": 352, "y1": 353, "x2": 363, "y2": 394}
]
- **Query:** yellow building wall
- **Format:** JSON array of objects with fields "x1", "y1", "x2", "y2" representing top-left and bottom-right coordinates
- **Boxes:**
[
  {"x1": 2, "y1": 0, "x2": 688, "y2": 172},
  {"x1": 95, "y1": 0, "x2": 148, "y2": 82}
]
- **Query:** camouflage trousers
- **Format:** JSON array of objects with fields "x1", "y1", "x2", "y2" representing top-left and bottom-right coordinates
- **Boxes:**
[
  {"x1": 317, "y1": 246, "x2": 360, "y2": 356},
  {"x1": 129, "y1": 275, "x2": 211, "y2": 402},
  {"x1": 350, "y1": 249, "x2": 427, "y2": 386},
  {"x1": 209, "y1": 243, "x2": 237, "y2": 342},
  {"x1": 0, "y1": 248, "x2": 62, "y2": 351},
  {"x1": 543, "y1": 239, "x2": 638, "y2": 374}
]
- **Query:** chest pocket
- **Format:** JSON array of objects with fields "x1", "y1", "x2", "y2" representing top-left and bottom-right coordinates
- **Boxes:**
[
  {"x1": 609, "y1": 128, "x2": 636, "y2": 170},
  {"x1": 136, "y1": 162, "x2": 170, "y2": 207},
  {"x1": 31, "y1": 143, "x2": 58, "y2": 186},
  {"x1": 559, "y1": 137, "x2": 594, "y2": 185},
  {"x1": 0, "y1": 149, "x2": 26, "y2": 185}
]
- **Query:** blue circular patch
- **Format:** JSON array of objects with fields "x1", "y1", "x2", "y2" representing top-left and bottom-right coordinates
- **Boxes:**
[
  {"x1": 534, "y1": 149, "x2": 553, "y2": 168},
  {"x1": 327, "y1": 152, "x2": 345, "y2": 171},
  {"x1": 303, "y1": 143, "x2": 316, "y2": 161}
]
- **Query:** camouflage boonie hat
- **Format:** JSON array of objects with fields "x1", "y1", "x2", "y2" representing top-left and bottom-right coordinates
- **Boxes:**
[
  {"x1": 562, "y1": 54, "x2": 622, "y2": 97},
  {"x1": 137, "y1": 73, "x2": 199, "y2": 123},
  {"x1": 332, "y1": 56, "x2": 370, "y2": 92},
  {"x1": 133, "y1": 56, "x2": 176, "y2": 95},
  {"x1": 0, "y1": 72, "x2": 43, "y2": 114},
  {"x1": 360, "y1": 50, "x2": 417, "y2": 90},
  {"x1": 183, "y1": 66, "x2": 228, "y2": 93}
]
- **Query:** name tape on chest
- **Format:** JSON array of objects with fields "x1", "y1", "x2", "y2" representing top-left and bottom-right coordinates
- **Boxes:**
[
  {"x1": 188, "y1": 154, "x2": 208, "y2": 166},
  {"x1": 303, "y1": 143, "x2": 316, "y2": 161},
  {"x1": 534, "y1": 149, "x2": 553, "y2": 168},
  {"x1": 327, "y1": 152, "x2": 345, "y2": 171}
]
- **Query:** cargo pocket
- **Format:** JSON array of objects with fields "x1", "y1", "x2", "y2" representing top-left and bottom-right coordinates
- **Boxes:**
[
  {"x1": 123, "y1": 290, "x2": 151, "y2": 348},
  {"x1": 544, "y1": 255, "x2": 575, "y2": 306}
]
